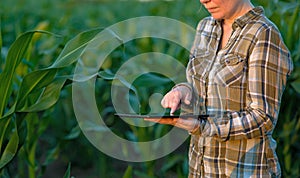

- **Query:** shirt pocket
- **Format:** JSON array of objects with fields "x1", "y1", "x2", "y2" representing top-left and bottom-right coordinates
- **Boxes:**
[
  {"x1": 187, "y1": 52, "x2": 211, "y2": 80},
  {"x1": 214, "y1": 54, "x2": 246, "y2": 88}
]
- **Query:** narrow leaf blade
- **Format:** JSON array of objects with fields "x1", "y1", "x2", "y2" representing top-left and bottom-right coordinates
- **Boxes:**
[
  {"x1": 0, "y1": 32, "x2": 34, "y2": 116},
  {"x1": 18, "y1": 77, "x2": 66, "y2": 112},
  {"x1": 0, "y1": 119, "x2": 19, "y2": 169}
]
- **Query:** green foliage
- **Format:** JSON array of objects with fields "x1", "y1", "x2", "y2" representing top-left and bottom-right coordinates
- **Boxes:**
[
  {"x1": 122, "y1": 166, "x2": 133, "y2": 178},
  {"x1": 0, "y1": 0, "x2": 299, "y2": 177},
  {"x1": 0, "y1": 25, "x2": 121, "y2": 176},
  {"x1": 63, "y1": 163, "x2": 71, "y2": 178}
]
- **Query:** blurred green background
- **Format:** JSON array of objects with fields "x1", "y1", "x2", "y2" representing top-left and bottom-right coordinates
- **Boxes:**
[{"x1": 0, "y1": 0, "x2": 299, "y2": 177}]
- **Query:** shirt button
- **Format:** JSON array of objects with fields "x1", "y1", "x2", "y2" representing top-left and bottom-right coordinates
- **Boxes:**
[{"x1": 233, "y1": 23, "x2": 239, "y2": 29}]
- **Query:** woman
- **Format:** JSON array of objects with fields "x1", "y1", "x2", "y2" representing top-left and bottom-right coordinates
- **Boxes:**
[{"x1": 145, "y1": 0, "x2": 293, "y2": 177}]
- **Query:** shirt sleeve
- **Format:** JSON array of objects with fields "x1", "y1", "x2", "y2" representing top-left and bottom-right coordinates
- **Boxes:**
[{"x1": 197, "y1": 26, "x2": 294, "y2": 141}]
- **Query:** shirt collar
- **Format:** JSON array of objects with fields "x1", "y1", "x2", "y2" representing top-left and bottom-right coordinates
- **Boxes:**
[
  {"x1": 233, "y1": 6, "x2": 264, "y2": 30},
  {"x1": 211, "y1": 6, "x2": 264, "y2": 30}
]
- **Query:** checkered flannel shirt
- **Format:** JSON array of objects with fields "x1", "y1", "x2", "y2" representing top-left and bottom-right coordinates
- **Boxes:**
[{"x1": 182, "y1": 6, "x2": 293, "y2": 178}]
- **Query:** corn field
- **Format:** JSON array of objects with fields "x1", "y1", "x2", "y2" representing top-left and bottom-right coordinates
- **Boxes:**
[{"x1": 0, "y1": 0, "x2": 299, "y2": 177}]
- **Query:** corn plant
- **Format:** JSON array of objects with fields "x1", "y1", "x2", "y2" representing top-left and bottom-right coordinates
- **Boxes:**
[{"x1": 0, "y1": 28, "x2": 112, "y2": 177}]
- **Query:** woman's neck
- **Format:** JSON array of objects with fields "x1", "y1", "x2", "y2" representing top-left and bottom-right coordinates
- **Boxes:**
[{"x1": 223, "y1": 2, "x2": 254, "y2": 27}]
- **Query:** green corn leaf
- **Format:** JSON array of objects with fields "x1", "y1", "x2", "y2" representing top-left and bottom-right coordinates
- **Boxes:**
[
  {"x1": 49, "y1": 27, "x2": 123, "y2": 84},
  {"x1": 17, "y1": 77, "x2": 66, "y2": 112},
  {"x1": 42, "y1": 144, "x2": 60, "y2": 167},
  {"x1": 160, "y1": 155, "x2": 183, "y2": 173},
  {"x1": 0, "y1": 118, "x2": 11, "y2": 153},
  {"x1": 63, "y1": 125, "x2": 81, "y2": 140},
  {"x1": 133, "y1": 73, "x2": 173, "y2": 88},
  {"x1": 97, "y1": 70, "x2": 115, "y2": 80},
  {"x1": 122, "y1": 165, "x2": 133, "y2": 178},
  {"x1": 0, "y1": 32, "x2": 34, "y2": 116},
  {"x1": 98, "y1": 70, "x2": 139, "y2": 96},
  {"x1": 0, "y1": 105, "x2": 15, "y2": 120},
  {"x1": 14, "y1": 28, "x2": 122, "y2": 114},
  {"x1": 16, "y1": 69, "x2": 58, "y2": 110},
  {"x1": 1, "y1": 33, "x2": 33, "y2": 75},
  {"x1": 98, "y1": 70, "x2": 141, "y2": 112},
  {"x1": 63, "y1": 163, "x2": 71, "y2": 178},
  {"x1": 41, "y1": 145, "x2": 60, "y2": 174},
  {"x1": 0, "y1": 30, "x2": 56, "y2": 117},
  {"x1": 134, "y1": 170, "x2": 155, "y2": 178},
  {"x1": 291, "y1": 75, "x2": 300, "y2": 94},
  {"x1": 0, "y1": 18, "x2": 2, "y2": 60},
  {"x1": 78, "y1": 120, "x2": 110, "y2": 132},
  {"x1": 286, "y1": 5, "x2": 299, "y2": 49},
  {"x1": 50, "y1": 28, "x2": 103, "y2": 68},
  {"x1": 0, "y1": 119, "x2": 19, "y2": 169}
]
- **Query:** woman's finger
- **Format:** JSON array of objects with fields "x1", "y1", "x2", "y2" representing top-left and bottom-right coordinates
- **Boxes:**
[{"x1": 184, "y1": 91, "x2": 191, "y2": 105}]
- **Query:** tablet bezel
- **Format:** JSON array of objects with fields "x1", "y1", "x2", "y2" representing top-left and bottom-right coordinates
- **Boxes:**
[{"x1": 115, "y1": 113, "x2": 210, "y2": 119}]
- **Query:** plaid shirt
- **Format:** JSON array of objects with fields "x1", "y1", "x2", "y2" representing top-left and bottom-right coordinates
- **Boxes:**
[{"x1": 184, "y1": 7, "x2": 293, "y2": 177}]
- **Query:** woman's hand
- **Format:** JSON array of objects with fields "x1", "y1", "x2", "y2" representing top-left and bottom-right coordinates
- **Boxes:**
[
  {"x1": 144, "y1": 117, "x2": 200, "y2": 132},
  {"x1": 144, "y1": 85, "x2": 199, "y2": 132},
  {"x1": 161, "y1": 85, "x2": 192, "y2": 114}
]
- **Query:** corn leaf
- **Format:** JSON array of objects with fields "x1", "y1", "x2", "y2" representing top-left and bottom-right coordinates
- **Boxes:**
[
  {"x1": 0, "y1": 118, "x2": 11, "y2": 153},
  {"x1": 122, "y1": 165, "x2": 133, "y2": 178},
  {"x1": 16, "y1": 69, "x2": 58, "y2": 110},
  {"x1": 63, "y1": 163, "x2": 71, "y2": 178},
  {"x1": 0, "y1": 32, "x2": 34, "y2": 116},
  {"x1": 98, "y1": 70, "x2": 138, "y2": 95},
  {"x1": 0, "y1": 119, "x2": 19, "y2": 169},
  {"x1": 50, "y1": 28, "x2": 103, "y2": 68},
  {"x1": 286, "y1": 5, "x2": 299, "y2": 49},
  {"x1": 18, "y1": 77, "x2": 66, "y2": 112},
  {"x1": 0, "y1": 19, "x2": 2, "y2": 60},
  {"x1": 63, "y1": 125, "x2": 81, "y2": 140},
  {"x1": 41, "y1": 144, "x2": 60, "y2": 174}
]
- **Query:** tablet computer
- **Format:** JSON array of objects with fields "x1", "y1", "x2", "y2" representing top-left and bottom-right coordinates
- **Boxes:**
[{"x1": 115, "y1": 113, "x2": 210, "y2": 119}]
